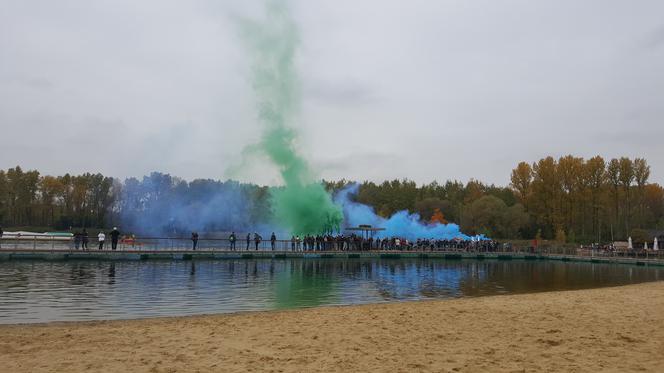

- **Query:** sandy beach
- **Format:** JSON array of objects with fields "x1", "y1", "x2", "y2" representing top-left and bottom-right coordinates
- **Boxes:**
[{"x1": 1, "y1": 282, "x2": 663, "y2": 373}]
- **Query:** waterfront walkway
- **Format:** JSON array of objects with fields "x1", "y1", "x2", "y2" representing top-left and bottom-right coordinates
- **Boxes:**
[
  {"x1": 1, "y1": 234, "x2": 662, "y2": 265},
  {"x1": 1, "y1": 246, "x2": 663, "y2": 267}
]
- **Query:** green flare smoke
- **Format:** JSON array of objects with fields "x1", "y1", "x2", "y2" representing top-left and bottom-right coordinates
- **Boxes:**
[{"x1": 239, "y1": 0, "x2": 342, "y2": 235}]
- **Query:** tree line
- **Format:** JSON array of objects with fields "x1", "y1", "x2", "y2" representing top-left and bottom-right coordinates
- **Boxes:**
[
  {"x1": 0, "y1": 167, "x2": 115, "y2": 229},
  {"x1": 509, "y1": 156, "x2": 662, "y2": 243},
  {"x1": 0, "y1": 155, "x2": 662, "y2": 242}
]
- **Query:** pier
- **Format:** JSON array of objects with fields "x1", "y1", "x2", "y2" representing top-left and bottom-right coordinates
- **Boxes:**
[
  {"x1": 1, "y1": 234, "x2": 662, "y2": 266},
  {"x1": 1, "y1": 247, "x2": 664, "y2": 267}
]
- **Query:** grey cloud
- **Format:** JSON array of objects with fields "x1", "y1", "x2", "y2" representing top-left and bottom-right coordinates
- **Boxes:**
[
  {"x1": 1, "y1": 0, "x2": 663, "y2": 186},
  {"x1": 641, "y1": 25, "x2": 664, "y2": 50},
  {"x1": 303, "y1": 79, "x2": 380, "y2": 106},
  {"x1": 314, "y1": 151, "x2": 400, "y2": 172},
  {"x1": 23, "y1": 77, "x2": 53, "y2": 89}
]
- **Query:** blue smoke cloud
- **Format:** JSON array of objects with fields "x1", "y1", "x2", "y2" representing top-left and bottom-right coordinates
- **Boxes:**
[
  {"x1": 334, "y1": 183, "x2": 473, "y2": 241},
  {"x1": 119, "y1": 173, "x2": 275, "y2": 236},
  {"x1": 117, "y1": 173, "x2": 480, "y2": 240}
]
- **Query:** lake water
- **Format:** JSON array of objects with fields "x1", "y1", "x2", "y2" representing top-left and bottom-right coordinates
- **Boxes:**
[{"x1": 1, "y1": 258, "x2": 662, "y2": 324}]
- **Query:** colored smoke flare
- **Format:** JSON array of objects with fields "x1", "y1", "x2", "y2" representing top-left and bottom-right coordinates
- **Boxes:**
[
  {"x1": 335, "y1": 183, "x2": 476, "y2": 241},
  {"x1": 237, "y1": 1, "x2": 476, "y2": 239},
  {"x1": 238, "y1": 0, "x2": 342, "y2": 235}
]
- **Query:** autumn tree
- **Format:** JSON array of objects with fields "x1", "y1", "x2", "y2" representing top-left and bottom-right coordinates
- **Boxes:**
[
  {"x1": 430, "y1": 208, "x2": 448, "y2": 225},
  {"x1": 633, "y1": 158, "x2": 650, "y2": 228},
  {"x1": 0, "y1": 159, "x2": 662, "y2": 243},
  {"x1": 585, "y1": 156, "x2": 606, "y2": 240},
  {"x1": 510, "y1": 162, "x2": 533, "y2": 205}
]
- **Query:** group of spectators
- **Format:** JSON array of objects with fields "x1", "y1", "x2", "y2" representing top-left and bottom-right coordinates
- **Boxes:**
[
  {"x1": 220, "y1": 232, "x2": 275, "y2": 251},
  {"x1": 72, "y1": 228, "x2": 121, "y2": 250},
  {"x1": 219, "y1": 232, "x2": 501, "y2": 252},
  {"x1": 4, "y1": 227, "x2": 502, "y2": 252}
]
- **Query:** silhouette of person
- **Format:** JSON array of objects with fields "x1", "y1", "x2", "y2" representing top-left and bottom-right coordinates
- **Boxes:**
[
  {"x1": 191, "y1": 232, "x2": 199, "y2": 250},
  {"x1": 229, "y1": 232, "x2": 236, "y2": 250},
  {"x1": 82, "y1": 229, "x2": 89, "y2": 250},
  {"x1": 254, "y1": 233, "x2": 262, "y2": 250},
  {"x1": 110, "y1": 227, "x2": 120, "y2": 250},
  {"x1": 73, "y1": 230, "x2": 81, "y2": 250}
]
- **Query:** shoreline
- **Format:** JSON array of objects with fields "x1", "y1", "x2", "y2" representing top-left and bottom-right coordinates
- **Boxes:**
[
  {"x1": 0, "y1": 280, "x2": 657, "y2": 328},
  {"x1": 0, "y1": 281, "x2": 656, "y2": 328},
  {"x1": 2, "y1": 282, "x2": 663, "y2": 372}
]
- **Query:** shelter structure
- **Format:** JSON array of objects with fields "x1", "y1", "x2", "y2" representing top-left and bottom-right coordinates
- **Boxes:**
[{"x1": 344, "y1": 224, "x2": 385, "y2": 239}]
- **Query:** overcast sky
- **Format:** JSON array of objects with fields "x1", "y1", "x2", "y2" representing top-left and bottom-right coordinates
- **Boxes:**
[{"x1": 1, "y1": 0, "x2": 663, "y2": 186}]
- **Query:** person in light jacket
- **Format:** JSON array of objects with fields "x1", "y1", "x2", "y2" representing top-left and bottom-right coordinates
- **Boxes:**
[{"x1": 98, "y1": 231, "x2": 106, "y2": 250}]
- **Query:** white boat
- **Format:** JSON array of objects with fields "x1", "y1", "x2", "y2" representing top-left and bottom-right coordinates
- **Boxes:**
[{"x1": 2, "y1": 231, "x2": 73, "y2": 241}]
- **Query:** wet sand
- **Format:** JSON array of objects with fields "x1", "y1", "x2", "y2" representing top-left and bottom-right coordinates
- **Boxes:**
[{"x1": 1, "y1": 282, "x2": 663, "y2": 372}]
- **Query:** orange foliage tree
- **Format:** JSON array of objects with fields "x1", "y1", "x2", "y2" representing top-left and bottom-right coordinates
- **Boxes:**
[{"x1": 430, "y1": 208, "x2": 448, "y2": 225}]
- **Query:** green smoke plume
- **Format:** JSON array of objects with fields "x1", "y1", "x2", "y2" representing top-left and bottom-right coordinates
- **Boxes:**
[{"x1": 238, "y1": 0, "x2": 342, "y2": 235}]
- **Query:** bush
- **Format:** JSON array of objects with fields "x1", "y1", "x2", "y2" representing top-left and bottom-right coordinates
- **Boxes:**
[{"x1": 630, "y1": 228, "x2": 650, "y2": 244}]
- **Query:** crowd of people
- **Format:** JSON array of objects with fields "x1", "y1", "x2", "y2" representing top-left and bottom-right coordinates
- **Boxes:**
[
  {"x1": 2, "y1": 226, "x2": 502, "y2": 253},
  {"x1": 71, "y1": 228, "x2": 122, "y2": 250},
  {"x1": 0, "y1": 227, "x2": 500, "y2": 253},
  {"x1": 221, "y1": 232, "x2": 502, "y2": 252}
]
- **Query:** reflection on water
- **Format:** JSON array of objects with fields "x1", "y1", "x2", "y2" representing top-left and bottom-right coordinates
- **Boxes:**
[{"x1": 0, "y1": 258, "x2": 662, "y2": 324}]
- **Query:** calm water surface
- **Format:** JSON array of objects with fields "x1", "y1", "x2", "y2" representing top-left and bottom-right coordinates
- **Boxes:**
[{"x1": 0, "y1": 258, "x2": 662, "y2": 324}]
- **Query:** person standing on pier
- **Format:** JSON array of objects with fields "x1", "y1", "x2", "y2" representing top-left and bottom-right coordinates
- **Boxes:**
[
  {"x1": 254, "y1": 233, "x2": 262, "y2": 250},
  {"x1": 229, "y1": 232, "x2": 236, "y2": 250},
  {"x1": 291, "y1": 235, "x2": 296, "y2": 251},
  {"x1": 246, "y1": 233, "x2": 251, "y2": 250},
  {"x1": 82, "y1": 229, "x2": 89, "y2": 250},
  {"x1": 110, "y1": 227, "x2": 120, "y2": 250},
  {"x1": 191, "y1": 232, "x2": 199, "y2": 251},
  {"x1": 73, "y1": 230, "x2": 81, "y2": 250},
  {"x1": 270, "y1": 232, "x2": 276, "y2": 251},
  {"x1": 98, "y1": 231, "x2": 105, "y2": 250},
  {"x1": 0, "y1": 226, "x2": 3, "y2": 248}
]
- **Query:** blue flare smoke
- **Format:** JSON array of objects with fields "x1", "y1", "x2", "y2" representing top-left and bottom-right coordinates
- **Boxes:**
[
  {"x1": 119, "y1": 173, "x2": 274, "y2": 236},
  {"x1": 334, "y1": 183, "x2": 473, "y2": 241}
]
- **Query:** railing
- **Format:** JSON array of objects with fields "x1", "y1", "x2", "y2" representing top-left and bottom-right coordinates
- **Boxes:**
[
  {"x1": 0, "y1": 234, "x2": 345, "y2": 252},
  {"x1": 1, "y1": 234, "x2": 663, "y2": 260},
  {"x1": 0, "y1": 235, "x2": 517, "y2": 252}
]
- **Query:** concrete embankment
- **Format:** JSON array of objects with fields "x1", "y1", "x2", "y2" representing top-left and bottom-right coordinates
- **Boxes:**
[{"x1": 1, "y1": 248, "x2": 664, "y2": 267}]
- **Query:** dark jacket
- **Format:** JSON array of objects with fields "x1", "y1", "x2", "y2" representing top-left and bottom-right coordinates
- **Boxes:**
[{"x1": 110, "y1": 229, "x2": 121, "y2": 241}]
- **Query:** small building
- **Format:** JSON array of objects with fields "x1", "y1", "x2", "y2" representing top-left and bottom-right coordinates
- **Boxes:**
[
  {"x1": 613, "y1": 241, "x2": 629, "y2": 250},
  {"x1": 344, "y1": 225, "x2": 385, "y2": 239}
]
